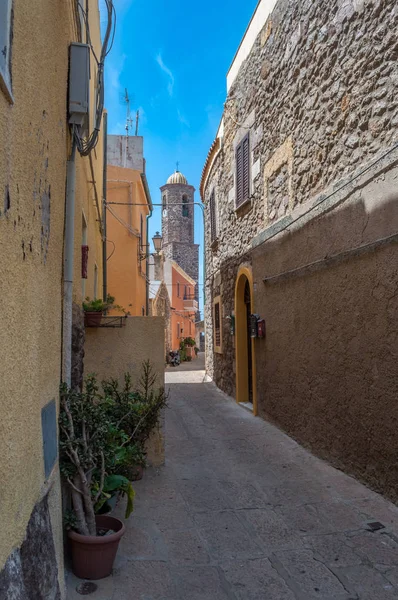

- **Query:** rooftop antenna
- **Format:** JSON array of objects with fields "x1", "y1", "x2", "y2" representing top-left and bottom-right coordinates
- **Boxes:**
[
  {"x1": 135, "y1": 110, "x2": 140, "y2": 136},
  {"x1": 124, "y1": 88, "x2": 134, "y2": 136}
]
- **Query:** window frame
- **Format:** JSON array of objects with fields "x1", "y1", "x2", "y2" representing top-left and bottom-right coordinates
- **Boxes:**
[
  {"x1": 0, "y1": 0, "x2": 13, "y2": 102},
  {"x1": 182, "y1": 195, "x2": 189, "y2": 217},
  {"x1": 213, "y1": 295, "x2": 223, "y2": 354},
  {"x1": 209, "y1": 189, "x2": 218, "y2": 244},
  {"x1": 235, "y1": 133, "x2": 250, "y2": 209}
]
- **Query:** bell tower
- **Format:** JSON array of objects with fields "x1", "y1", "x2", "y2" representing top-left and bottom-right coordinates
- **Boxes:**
[{"x1": 160, "y1": 169, "x2": 199, "y2": 316}]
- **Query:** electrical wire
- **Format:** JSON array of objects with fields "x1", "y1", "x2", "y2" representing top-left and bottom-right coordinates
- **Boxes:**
[
  {"x1": 106, "y1": 239, "x2": 116, "y2": 261},
  {"x1": 107, "y1": 205, "x2": 140, "y2": 237},
  {"x1": 74, "y1": 0, "x2": 114, "y2": 156}
]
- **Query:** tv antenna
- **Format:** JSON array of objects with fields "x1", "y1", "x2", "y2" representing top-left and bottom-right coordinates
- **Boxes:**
[{"x1": 124, "y1": 88, "x2": 134, "y2": 136}]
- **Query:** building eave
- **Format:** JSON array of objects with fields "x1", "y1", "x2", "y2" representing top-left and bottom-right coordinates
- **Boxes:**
[{"x1": 200, "y1": 136, "x2": 221, "y2": 201}]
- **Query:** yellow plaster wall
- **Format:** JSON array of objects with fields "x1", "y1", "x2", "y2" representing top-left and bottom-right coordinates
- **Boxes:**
[
  {"x1": 107, "y1": 165, "x2": 149, "y2": 315},
  {"x1": 0, "y1": 0, "x2": 103, "y2": 588},
  {"x1": 73, "y1": 0, "x2": 104, "y2": 305},
  {"x1": 84, "y1": 318, "x2": 166, "y2": 464}
]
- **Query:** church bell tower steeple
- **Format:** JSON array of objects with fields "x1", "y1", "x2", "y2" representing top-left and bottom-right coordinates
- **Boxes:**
[{"x1": 160, "y1": 169, "x2": 199, "y2": 317}]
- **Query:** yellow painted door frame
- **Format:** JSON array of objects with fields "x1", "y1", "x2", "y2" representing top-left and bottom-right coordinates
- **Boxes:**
[{"x1": 234, "y1": 266, "x2": 258, "y2": 415}]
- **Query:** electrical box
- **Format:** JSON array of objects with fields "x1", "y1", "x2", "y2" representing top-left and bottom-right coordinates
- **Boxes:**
[{"x1": 68, "y1": 43, "x2": 90, "y2": 131}]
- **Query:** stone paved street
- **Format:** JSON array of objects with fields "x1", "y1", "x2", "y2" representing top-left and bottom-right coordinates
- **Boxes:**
[{"x1": 67, "y1": 355, "x2": 398, "y2": 599}]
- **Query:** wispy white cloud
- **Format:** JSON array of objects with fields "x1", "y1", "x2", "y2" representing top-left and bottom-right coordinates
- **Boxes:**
[
  {"x1": 155, "y1": 52, "x2": 175, "y2": 97},
  {"x1": 177, "y1": 109, "x2": 190, "y2": 128}
]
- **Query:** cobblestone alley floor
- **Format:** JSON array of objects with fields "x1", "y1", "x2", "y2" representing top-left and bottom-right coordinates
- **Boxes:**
[{"x1": 67, "y1": 355, "x2": 398, "y2": 599}]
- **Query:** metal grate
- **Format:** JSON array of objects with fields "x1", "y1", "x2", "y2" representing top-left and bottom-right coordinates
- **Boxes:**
[{"x1": 85, "y1": 315, "x2": 127, "y2": 328}]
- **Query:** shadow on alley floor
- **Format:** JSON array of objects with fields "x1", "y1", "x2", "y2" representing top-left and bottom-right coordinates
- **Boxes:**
[{"x1": 67, "y1": 354, "x2": 398, "y2": 599}]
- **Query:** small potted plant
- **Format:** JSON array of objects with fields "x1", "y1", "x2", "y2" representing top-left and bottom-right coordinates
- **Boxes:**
[
  {"x1": 83, "y1": 294, "x2": 115, "y2": 327},
  {"x1": 59, "y1": 378, "x2": 135, "y2": 580}
]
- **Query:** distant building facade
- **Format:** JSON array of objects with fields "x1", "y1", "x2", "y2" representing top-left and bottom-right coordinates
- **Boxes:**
[
  {"x1": 161, "y1": 170, "x2": 200, "y2": 321},
  {"x1": 202, "y1": 0, "x2": 398, "y2": 500},
  {"x1": 149, "y1": 254, "x2": 197, "y2": 355},
  {"x1": 106, "y1": 134, "x2": 152, "y2": 316}
]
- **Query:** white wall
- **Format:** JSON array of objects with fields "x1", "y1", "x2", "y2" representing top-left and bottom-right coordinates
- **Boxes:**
[{"x1": 227, "y1": 0, "x2": 277, "y2": 91}]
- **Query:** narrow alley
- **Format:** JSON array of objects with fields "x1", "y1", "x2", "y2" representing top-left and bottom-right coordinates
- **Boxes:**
[{"x1": 68, "y1": 355, "x2": 398, "y2": 600}]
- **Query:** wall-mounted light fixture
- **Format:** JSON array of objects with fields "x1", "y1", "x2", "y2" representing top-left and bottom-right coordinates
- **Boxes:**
[{"x1": 139, "y1": 231, "x2": 163, "y2": 261}]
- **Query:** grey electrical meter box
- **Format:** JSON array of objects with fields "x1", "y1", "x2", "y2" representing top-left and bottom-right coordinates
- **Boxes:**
[{"x1": 68, "y1": 42, "x2": 90, "y2": 131}]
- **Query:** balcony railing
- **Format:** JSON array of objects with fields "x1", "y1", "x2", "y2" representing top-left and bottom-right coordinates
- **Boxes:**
[{"x1": 183, "y1": 295, "x2": 198, "y2": 311}]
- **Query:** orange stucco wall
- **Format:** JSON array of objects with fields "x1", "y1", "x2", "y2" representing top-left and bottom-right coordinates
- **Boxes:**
[
  {"x1": 171, "y1": 265, "x2": 196, "y2": 351},
  {"x1": 107, "y1": 165, "x2": 149, "y2": 316}
]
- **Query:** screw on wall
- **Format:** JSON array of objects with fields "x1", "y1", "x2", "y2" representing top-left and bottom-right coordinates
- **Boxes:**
[{"x1": 4, "y1": 185, "x2": 10, "y2": 213}]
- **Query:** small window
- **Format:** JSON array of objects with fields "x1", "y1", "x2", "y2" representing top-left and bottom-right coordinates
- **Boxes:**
[
  {"x1": 177, "y1": 322, "x2": 180, "y2": 338},
  {"x1": 162, "y1": 194, "x2": 167, "y2": 210},
  {"x1": 235, "y1": 133, "x2": 250, "y2": 208},
  {"x1": 209, "y1": 190, "x2": 217, "y2": 243},
  {"x1": 0, "y1": 0, "x2": 13, "y2": 99},
  {"x1": 213, "y1": 296, "x2": 222, "y2": 354},
  {"x1": 189, "y1": 320, "x2": 192, "y2": 335},
  {"x1": 182, "y1": 195, "x2": 189, "y2": 217},
  {"x1": 177, "y1": 282, "x2": 180, "y2": 297}
]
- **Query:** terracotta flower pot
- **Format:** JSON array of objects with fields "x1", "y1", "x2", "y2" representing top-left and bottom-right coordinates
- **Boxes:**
[
  {"x1": 84, "y1": 311, "x2": 103, "y2": 327},
  {"x1": 68, "y1": 515, "x2": 125, "y2": 580}
]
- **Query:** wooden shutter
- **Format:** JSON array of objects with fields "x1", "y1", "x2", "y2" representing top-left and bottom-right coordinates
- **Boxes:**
[
  {"x1": 236, "y1": 143, "x2": 243, "y2": 207},
  {"x1": 242, "y1": 134, "x2": 250, "y2": 202},
  {"x1": 214, "y1": 302, "x2": 221, "y2": 347},
  {"x1": 235, "y1": 133, "x2": 250, "y2": 208},
  {"x1": 210, "y1": 190, "x2": 217, "y2": 242}
]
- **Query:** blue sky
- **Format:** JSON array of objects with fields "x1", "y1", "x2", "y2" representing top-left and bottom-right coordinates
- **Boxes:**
[{"x1": 102, "y1": 0, "x2": 259, "y2": 316}]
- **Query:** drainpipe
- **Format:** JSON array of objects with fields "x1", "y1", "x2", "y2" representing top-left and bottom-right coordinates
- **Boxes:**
[
  {"x1": 141, "y1": 172, "x2": 153, "y2": 316},
  {"x1": 102, "y1": 111, "x2": 108, "y2": 301},
  {"x1": 62, "y1": 139, "x2": 77, "y2": 385}
]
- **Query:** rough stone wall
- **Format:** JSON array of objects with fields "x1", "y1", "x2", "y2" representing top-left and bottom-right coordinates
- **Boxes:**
[
  {"x1": 161, "y1": 182, "x2": 199, "y2": 317},
  {"x1": 164, "y1": 242, "x2": 199, "y2": 293},
  {"x1": 203, "y1": 0, "x2": 398, "y2": 498},
  {"x1": 0, "y1": 495, "x2": 61, "y2": 599},
  {"x1": 71, "y1": 303, "x2": 85, "y2": 391},
  {"x1": 152, "y1": 282, "x2": 172, "y2": 359},
  {"x1": 161, "y1": 183, "x2": 195, "y2": 246},
  {"x1": 205, "y1": 0, "x2": 398, "y2": 375}
]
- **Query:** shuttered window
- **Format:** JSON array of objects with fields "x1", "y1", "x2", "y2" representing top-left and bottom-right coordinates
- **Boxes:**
[
  {"x1": 209, "y1": 190, "x2": 217, "y2": 243},
  {"x1": 0, "y1": 0, "x2": 13, "y2": 98},
  {"x1": 213, "y1": 296, "x2": 222, "y2": 353},
  {"x1": 235, "y1": 133, "x2": 250, "y2": 208}
]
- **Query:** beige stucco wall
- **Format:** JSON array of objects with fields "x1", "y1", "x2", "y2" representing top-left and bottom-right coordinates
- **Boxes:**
[
  {"x1": 0, "y1": 0, "x2": 103, "y2": 592},
  {"x1": 84, "y1": 317, "x2": 166, "y2": 465}
]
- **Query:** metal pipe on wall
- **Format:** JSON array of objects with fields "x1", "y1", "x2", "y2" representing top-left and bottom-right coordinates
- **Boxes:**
[
  {"x1": 102, "y1": 111, "x2": 108, "y2": 301},
  {"x1": 62, "y1": 139, "x2": 77, "y2": 385}
]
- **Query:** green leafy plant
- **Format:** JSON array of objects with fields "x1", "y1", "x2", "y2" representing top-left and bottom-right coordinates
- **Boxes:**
[
  {"x1": 59, "y1": 362, "x2": 167, "y2": 536},
  {"x1": 194, "y1": 346, "x2": 199, "y2": 356},
  {"x1": 59, "y1": 377, "x2": 135, "y2": 535},
  {"x1": 83, "y1": 294, "x2": 129, "y2": 315},
  {"x1": 184, "y1": 337, "x2": 196, "y2": 347}
]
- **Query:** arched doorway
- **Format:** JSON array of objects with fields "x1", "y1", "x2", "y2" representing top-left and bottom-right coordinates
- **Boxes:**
[{"x1": 235, "y1": 267, "x2": 257, "y2": 415}]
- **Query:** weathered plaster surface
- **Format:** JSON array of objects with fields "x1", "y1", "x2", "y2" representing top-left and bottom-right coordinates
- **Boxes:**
[
  {"x1": 203, "y1": 0, "x2": 398, "y2": 498},
  {"x1": 84, "y1": 317, "x2": 166, "y2": 465},
  {"x1": 0, "y1": 0, "x2": 104, "y2": 594}
]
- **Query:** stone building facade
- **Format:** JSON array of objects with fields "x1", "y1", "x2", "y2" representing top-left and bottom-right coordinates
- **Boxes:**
[
  {"x1": 161, "y1": 171, "x2": 200, "y2": 320},
  {"x1": 202, "y1": 0, "x2": 398, "y2": 500}
]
